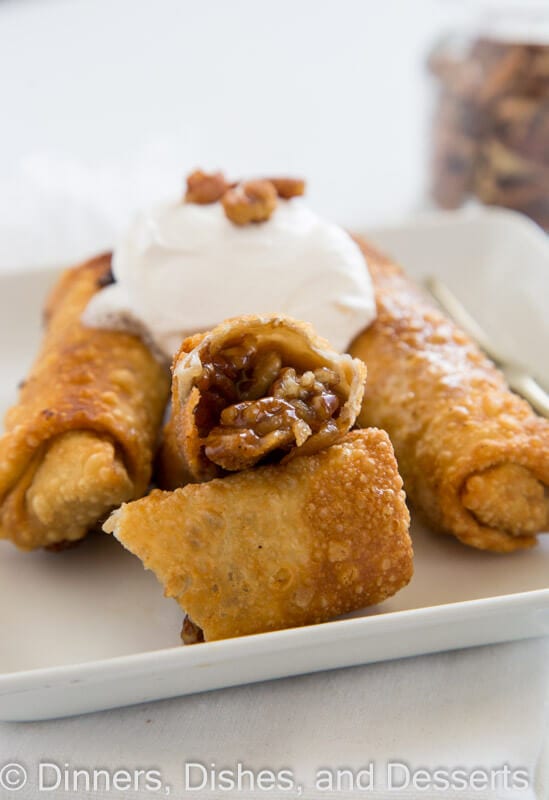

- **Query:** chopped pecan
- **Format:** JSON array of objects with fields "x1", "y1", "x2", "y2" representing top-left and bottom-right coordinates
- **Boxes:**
[
  {"x1": 185, "y1": 170, "x2": 231, "y2": 204},
  {"x1": 181, "y1": 615, "x2": 204, "y2": 644},
  {"x1": 222, "y1": 180, "x2": 277, "y2": 225},
  {"x1": 267, "y1": 177, "x2": 306, "y2": 199},
  {"x1": 200, "y1": 356, "x2": 342, "y2": 471}
]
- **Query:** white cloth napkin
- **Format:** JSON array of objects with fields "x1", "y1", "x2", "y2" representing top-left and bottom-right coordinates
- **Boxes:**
[
  {"x1": 1, "y1": 642, "x2": 547, "y2": 799},
  {"x1": 0, "y1": 156, "x2": 547, "y2": 800}
]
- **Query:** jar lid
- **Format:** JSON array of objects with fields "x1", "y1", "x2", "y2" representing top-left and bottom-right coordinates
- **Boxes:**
[{"x1": 447, "y1": 0, "x2": 549, "y2": 44}]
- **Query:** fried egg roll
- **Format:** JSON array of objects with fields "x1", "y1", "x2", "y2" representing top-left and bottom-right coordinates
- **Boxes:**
[
  {"x1": 350, "y1": 239, "x2": 549, "y2": 553},
  {"x1": 105, "y1": 429, "x2": 413, "y2": 641},
  {"x1": 0, "y1": 255, "x2": 170, "y2": 550},
  {"x1": 159, "y1": 315, "x2": 366, "y2": 488}
]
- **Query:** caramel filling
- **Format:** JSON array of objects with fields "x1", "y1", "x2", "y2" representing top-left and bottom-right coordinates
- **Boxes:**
[
  {"x1": 181, "y1": 614, "x2": 204, "y2": 645},
  {"x1": 193, "y1": 338, "x2": 343, "y2": 471}
]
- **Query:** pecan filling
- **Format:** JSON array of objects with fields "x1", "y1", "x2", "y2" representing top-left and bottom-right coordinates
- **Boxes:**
[
  {"x1": 181, "y1": 614, "x2": 205, "y2": 645},
  {"x1": 193, "y1": 338, "x2": 342, "y2": 471}
]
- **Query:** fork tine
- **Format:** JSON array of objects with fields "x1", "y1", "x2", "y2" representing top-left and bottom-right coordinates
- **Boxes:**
[
  {"x1": 424, "y1": 277, "x2": 504, "y2": 364},
  {"x1": 424, "y1": 276, "x2": 549, "y2": 419}
]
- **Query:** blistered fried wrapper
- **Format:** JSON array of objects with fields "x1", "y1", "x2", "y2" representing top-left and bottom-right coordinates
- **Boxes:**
[
  {"x1": 159, "y1": 314, "x2": 367, "y2": 488},
  {"x1": 350, "y1": 238, "x2": 549, "y2": 553},
  {"x1": 105, "y1": 429, "x2": 413, "y2": 641},
  {"x1": 0, "y1": 255, "x2": 170, "y2": 550}
]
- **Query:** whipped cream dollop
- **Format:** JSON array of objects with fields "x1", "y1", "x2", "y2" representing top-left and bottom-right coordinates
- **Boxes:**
[{"x1": 82, "y1": 198, "x2": 377, "y2": 358}]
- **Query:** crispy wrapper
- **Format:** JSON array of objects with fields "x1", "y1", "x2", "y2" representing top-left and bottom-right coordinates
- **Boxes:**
[
  {"x1": 159, "y1": 314, "x2": 366, "y2": 488},
  {"x1": 350, "y1": 239, "x2": 549, "y2": 553},
  {"x1": 0, "y1": 254, "x2": 170, "y2": 550},
  {"x1": 105, "y1": 429, "x2": 413, "y2": 641}
]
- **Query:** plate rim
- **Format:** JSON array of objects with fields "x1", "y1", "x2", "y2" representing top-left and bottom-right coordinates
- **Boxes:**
[{"x1": 1, "y1": 587, "x2": 547, "y2": 689}]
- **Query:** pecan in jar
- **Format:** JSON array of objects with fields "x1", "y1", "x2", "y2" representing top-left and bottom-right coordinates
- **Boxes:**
[{"x1": 428, "y1": 30, "x2": 549, "y2": 228}]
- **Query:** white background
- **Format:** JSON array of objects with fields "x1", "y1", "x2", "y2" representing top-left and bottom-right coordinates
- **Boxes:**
[{"x1": 0, "y1": 0, "x2": 465, "y2": 233}]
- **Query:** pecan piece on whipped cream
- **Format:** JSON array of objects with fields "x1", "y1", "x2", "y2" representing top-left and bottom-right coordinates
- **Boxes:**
[
  {"x1": 185, "y1": 170, "x2": 231, "y2": 204},
  {"x1": 266, "y1": 177, "x2": 306, "y2": 199},
  {"x1": 222, "y1": 179, "x2": 278, "y2": 225}
]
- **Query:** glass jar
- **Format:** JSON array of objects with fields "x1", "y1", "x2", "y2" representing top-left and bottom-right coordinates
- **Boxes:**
[{"x1": 428, "y1": 2, "x2": 549, "y2": 228}]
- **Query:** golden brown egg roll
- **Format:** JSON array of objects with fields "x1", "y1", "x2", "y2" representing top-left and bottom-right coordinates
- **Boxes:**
[
  {"x1": 0, "y1": 254, "x2": 170, "y2": 550},
  {"x1": 105, "y1": 429, "x2": 413, "y2": 641},
  {"x1": 350, "y1": 239, "x2": 549, "y2": 553},
  {"x1": 159, "y1": 314, "x2": 366, "y2": 488}
]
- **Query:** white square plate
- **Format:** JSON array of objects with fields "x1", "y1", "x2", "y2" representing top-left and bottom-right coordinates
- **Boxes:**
[{"x1": 0, "y1": 208, "x2": 547, "y2": 721}]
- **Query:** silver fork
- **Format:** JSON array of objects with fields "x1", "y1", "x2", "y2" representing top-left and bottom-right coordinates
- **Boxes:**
[{"x1": 425, "y1": 276, "x2": 549, "y2": 419}]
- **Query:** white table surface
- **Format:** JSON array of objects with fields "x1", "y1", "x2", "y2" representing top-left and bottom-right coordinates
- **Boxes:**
[{"x1": 0, "y1": 1, "x2": 547, "y2": 798}]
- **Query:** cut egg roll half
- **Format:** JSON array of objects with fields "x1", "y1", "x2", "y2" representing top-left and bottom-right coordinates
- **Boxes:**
[
  {"x1": 106, "y1": 429, "x2": 413, "y2": 642},
  {"x1": 159, "y1": 314, "x2": 367, "y2": 488}
]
